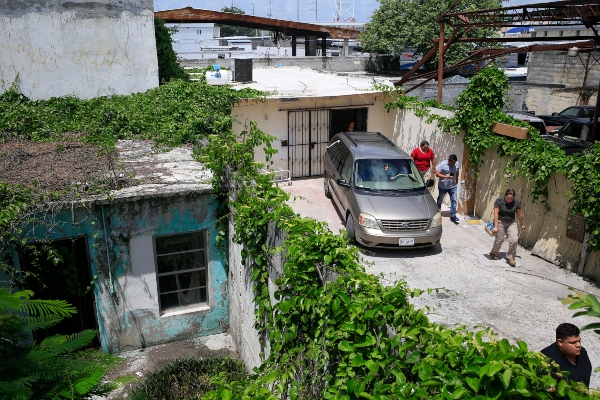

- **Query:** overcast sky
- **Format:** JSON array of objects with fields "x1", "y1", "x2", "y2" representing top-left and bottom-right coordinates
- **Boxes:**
[{"x1": 154, "y1": 0, "x2": 540, "y2": 23}]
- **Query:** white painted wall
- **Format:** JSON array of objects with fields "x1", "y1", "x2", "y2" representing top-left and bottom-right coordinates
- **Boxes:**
[{"x1": 0, "y1": 1, "x2": 158, "y2": 100}]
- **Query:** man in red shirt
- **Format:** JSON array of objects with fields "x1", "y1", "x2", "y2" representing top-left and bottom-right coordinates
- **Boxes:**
[{"x1": 411, "y1": 140, "x2": 435, "y2": 179}]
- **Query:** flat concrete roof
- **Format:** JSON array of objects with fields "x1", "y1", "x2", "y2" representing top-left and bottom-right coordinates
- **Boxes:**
[
  {"x1": 96, "y1": 141, "x2": 212, "y2": 204},
  {"x1": 232, "y1": 67, "x2": 393, "y2": 98}
]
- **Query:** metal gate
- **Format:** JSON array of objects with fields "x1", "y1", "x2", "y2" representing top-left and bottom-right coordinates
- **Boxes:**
[{"x1": 288, "y1": 110, "x2": 329, "y2": 178}]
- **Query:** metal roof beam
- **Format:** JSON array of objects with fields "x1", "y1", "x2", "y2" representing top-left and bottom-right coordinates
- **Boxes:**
[{"x1": 154, "y1": 8, "x2": 361, "y2": 39}]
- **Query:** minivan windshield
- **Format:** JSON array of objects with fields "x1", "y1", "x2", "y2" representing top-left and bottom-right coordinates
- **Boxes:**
[{"x1": 354, "y1": 159, "x2": 425, "y2": 191}]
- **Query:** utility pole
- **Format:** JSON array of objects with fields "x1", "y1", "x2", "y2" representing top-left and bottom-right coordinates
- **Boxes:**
[
  {"x1": 267, "y1": 0, "x2": 273, "y2": 18},
  {"x1": 334, "y1": 0, "x2": 355, "y2": 22},
  {"x1": 297, "y1": 0, "x2": 300, "y2": 21}
]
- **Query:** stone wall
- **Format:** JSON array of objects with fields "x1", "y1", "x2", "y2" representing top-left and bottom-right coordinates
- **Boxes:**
[
  {"x1": 524, "y1": 50, "x2": 600, "y2": 115},
  {"x1": 0, "y1": 0, "x2": 159, "y2": 100}
]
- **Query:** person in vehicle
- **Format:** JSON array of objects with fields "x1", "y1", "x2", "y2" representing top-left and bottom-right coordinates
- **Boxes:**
[
  {"x1": 411, "y1": 140, "x2": 435, "y2": 179},
  {"x1": 356, "y1": 160, "x2": 373, "y2": 181},
  {"x1": 489, "y1": 188, "x2": 525, "y2": 267},
  {"x1": 541, "y1": 323, "x2": 592, "y2": 387},
  {"x1": 435, "y1": 154, "x2": 460, "y2": 222}
]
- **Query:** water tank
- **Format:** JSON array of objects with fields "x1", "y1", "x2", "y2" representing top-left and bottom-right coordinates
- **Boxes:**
[
  {"x1": 231, "y1": 58, "x2": 253, "y2": 82},
  {"x1": 205, "y1": 70, "x2": 229, "y2": 86}
]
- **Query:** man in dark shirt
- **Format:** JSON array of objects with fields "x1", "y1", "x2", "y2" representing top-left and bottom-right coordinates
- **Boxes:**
[{"x1": 541, "y1": 323, "x2": 592, "y2": 387}]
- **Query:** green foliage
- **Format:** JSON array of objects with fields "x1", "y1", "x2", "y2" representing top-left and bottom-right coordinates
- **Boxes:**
[
  {"x1": 0, "y1": 288, "x2": 120, "y2": 399},
  {"x1": 217, "y1": 7, "x2": 256, "y2": 37},
  {"x1": 154, "y1": 17, "x2": 189, "y2": 83},
  {"x1": 383, "y1": 66, "x2": 600, "y2": 252},
  {"x1": 196, "y1": 96, "x2": 596, "y2": 399},
  {"x1": 0, "y1": 80, "x2": 264, "y2": 147},
  {"x1": 126, "y1": 357, "x2": 248, "y2": 400},
  {"x1": 361, "y1": 0, "x2": 502, "y2": 69},
  {"x1": 564, "y1": 290, "x2": 600, "y2": 335}
]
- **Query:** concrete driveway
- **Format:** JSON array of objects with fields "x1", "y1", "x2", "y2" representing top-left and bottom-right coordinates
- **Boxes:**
[{"x1": 281, "y1": 176, "x2": 600, "y2": 388}]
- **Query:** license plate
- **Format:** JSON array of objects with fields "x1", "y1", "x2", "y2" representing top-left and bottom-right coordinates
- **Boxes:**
[{"x1": 398, "y1": 238, "x2": 415, "y2": 246}]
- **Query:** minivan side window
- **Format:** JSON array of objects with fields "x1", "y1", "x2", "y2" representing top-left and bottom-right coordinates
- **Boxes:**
[
  {"x1": 327, "y1": 139, "x2": 350, "y2": 175},
  {"x1": 340, "y1": 155, "x2": 353, "y2": 182}
]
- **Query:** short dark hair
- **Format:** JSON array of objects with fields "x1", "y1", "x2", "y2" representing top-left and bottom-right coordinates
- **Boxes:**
[
  {"x1": 504, "y1": 188, "x2": 516, "y2": 196},
  {"x1": 448, "y1": 154, "x2": 458, "y2": 162},
  {"x1": 420, "y1": 140, "x2": 429, "y2": 147},
  {"x1": 556, "y1": 323, "x2": 580, "y2": 340}
]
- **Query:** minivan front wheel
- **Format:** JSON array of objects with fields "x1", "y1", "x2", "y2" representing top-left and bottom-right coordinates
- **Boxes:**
[
  {"x1": 324, "y1": 177, "x2": 332, "y2": 199},
  {"x1": 346, "y1": 214, "x2": 356, "y2": 243}
]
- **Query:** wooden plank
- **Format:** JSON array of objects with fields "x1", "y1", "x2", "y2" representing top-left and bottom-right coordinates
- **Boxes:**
[{"x1": 491, "y1": 122, "x2": 528, "y2": 140}]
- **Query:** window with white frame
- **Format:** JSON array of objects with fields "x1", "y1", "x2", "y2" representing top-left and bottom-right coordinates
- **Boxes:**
[{"x1": 155, "y1": 231, "x2": 207, "y2": 312}]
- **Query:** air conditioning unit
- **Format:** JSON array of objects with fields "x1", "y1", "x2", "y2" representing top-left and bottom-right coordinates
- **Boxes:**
[{"x1": 231, "y1": 58, "x2": 253, "y2": 82}]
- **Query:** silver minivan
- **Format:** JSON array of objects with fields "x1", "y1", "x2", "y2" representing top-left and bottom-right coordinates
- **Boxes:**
[{"x1": 324, "y1": 132, "x2": 442, "y2": 248}]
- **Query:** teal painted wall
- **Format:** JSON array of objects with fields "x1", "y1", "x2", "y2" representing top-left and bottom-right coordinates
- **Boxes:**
[{"x1": 23, "y1": 192, "x2": 228, "y2": 353}]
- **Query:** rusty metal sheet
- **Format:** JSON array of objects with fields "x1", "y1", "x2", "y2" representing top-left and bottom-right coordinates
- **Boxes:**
[{"x1": 155, "y1": 8, "x2": 361, "y2": 39}]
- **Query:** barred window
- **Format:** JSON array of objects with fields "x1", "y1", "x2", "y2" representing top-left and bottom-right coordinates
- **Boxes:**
[{"x1": 155, "y1": 231, "x2": 207, "y2": 312}]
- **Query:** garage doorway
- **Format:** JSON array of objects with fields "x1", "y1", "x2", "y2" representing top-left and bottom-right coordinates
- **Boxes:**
[
  {"x1": 19, "y1": 236, "x2": 99, "y2": 347},
  {"x1": 329, "y1": 108, "x2": 368, "y2": 139},
  {"x1": 287, "y1": 107, "x2": 368, "y2": 178}
]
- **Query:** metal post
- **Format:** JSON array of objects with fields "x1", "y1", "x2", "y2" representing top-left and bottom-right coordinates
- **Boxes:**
[
  {"x1": 292, "y1": 36, "x2": 297, "y2": 57},
  {"x1": 437, "y1": 22, "x2": 445, "y2": 104},
  {"x1": 321, "y1": 36, "x2": 327, "y2": 57},
  {"x1": 579, "y1": 52, "x2": 591, "y2": 105}
]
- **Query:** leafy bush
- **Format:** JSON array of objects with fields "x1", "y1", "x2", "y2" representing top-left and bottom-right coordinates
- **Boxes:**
[
  {"x1": 154, "y1": 17, "x2": 189, "y2": 83},
  {"x1": 0, "y1": 288, "x2": 119, "y2": 399},
  {"x1": 126, "y1": 357, "x2": 247, "y2": 400}
]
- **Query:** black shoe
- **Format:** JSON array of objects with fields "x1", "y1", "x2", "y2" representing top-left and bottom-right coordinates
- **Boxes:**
[{"x1": 450, "y1": 216, "x2": 460, "y2": 223}]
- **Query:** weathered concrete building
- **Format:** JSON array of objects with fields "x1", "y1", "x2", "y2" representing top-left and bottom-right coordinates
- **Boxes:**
[
  {"x1": 4, "y1": 141, "x2": 227, "y2": 353},
  {"x1": 0, "y1": 0, "x2": 159, "y2": 100}
]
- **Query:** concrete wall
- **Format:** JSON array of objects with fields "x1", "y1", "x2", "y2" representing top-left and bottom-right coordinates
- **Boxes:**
[
  {"x1": 400, "y1": 82, "x2": 527, "y2": 111},
  {"x1": 524, "y1": 50, "x2": 600, "y2": 115},
  {"x1": 0, "y1": 0, "x2": 159, "y2": 100},
  {"x1": 384, "y1": 107, "x2": 466, "y2": 206},
  {"x1": 474, "y1": 146, "x2": 600, "y2": 279},
  {"x1": 24, "y1": 193, "x2": 227, "y2": 353},
  {"x1": 182, "y1": 55, "x2": 396, "y2": 73}
]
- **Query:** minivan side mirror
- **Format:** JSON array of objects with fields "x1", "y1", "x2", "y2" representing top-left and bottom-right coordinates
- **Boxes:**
[
  {"x1": 337, "y1": 178, "x2": 350, "y2": 187},
  {"x1": 551, "y1": 112, "x2": 558, "y2": 116},
  {"x1": 426, "y1": 179, "x2": 434, "y2": 188}
]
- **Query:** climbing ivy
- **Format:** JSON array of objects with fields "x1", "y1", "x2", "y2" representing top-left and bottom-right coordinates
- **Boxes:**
[{"x1": 383, "y1": 66, "x2": 600, "y2": 251}]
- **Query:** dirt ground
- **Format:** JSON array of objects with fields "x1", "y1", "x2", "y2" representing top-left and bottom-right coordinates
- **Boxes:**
[{"x1": 101, "y1": 333, "x2": 239, "y2": 399}]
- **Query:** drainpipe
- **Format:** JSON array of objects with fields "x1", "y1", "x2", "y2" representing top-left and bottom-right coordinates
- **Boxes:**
[
  {"x1": 101, "y1": 204, "x2": 116, "y2": 294},
  {"x1": 437, "y1": 22, "x2": 445, "y2": 104}
]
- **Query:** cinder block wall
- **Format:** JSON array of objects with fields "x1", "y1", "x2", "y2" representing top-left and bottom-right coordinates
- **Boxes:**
[
  {"x1": 524, "y1": 50, "x2": 600, "y2": 115},
  {"x1": 0, "y1": 0, "x2": 159, "y2": 100}
]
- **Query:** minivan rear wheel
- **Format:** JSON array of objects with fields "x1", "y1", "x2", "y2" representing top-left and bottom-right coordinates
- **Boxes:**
[
  {"x1": 346, "y1": 214, "x2": 356, "y2": 243},
  {"x1": 324, "y1": 177, "x2": 332, "y2": 199}
]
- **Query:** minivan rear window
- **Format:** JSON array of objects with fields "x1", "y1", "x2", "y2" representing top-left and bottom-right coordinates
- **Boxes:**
[{"x1": 354, "y1": 159, "x2": 424, "y2": 191}]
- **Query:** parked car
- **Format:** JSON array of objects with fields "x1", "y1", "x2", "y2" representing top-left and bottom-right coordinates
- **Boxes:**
[
  {"x1": 541, "y1": 120, "x2": 596, "y2": 155},
  {"x1": 538, "y1": 105, "x2": 596, "y2": 129},
  {"x1": 506, "y1": 112, "x2": 547, "y2": 136},
  {"x1": 323, "y1": 131, "x2": 442, "y2": 248}
]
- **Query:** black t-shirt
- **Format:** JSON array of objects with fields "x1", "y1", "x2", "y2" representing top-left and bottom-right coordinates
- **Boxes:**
[
  {"x1": 494, "y1": 197, "x2": 521, "y2": 222},
  {"x1": 540, "y1": 343, "x2": 592, "y2": 387}
]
